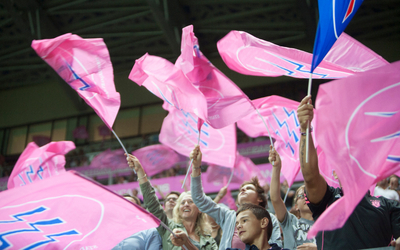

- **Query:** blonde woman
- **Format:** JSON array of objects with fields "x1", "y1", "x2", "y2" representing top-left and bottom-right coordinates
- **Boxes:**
[{"x1": 127, "y1": 154, "x2": 218, "y2": 250}]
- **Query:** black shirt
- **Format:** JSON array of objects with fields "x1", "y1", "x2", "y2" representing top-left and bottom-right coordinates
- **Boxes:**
[{"x1": 306, "y1": 184, "x2": 400, "y2": 250}]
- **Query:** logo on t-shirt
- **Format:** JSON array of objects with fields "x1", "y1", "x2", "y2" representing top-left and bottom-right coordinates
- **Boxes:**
[{"x1": 371, "y1": 199, "x2": 381, "y2": 208}]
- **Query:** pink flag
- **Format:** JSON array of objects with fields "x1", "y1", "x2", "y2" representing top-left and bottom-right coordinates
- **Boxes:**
[
  {"x1": 217, "y1": 31, "x2": 388, "y2": 79},
  {"x1": 221, "y1": 176, "x2": 238, "y2": 210},
  {"x1": 307, "y1": 61, "x2": 400, "y2": 238},
  {"x1": 159, "y1": 106, "x2": 237, "y2": 168},
  {"x1": 132, "y1": 144, "x2": 181, "y2": 177},
  {"x1": 176, "y1": 25, "x2": 255, "y2": 129},
  {"x1": 7, "y1": 141, "x2": 75, "y2": 189},
  {"x1": 0, "y1": 171, "x2": 160, "y2": 249},
  {"x1": 31, "y1": 33, "x2": 121, "y2": 129},
  {"x1": 90, "y1": 148, "x2": 127, "y2": 170},
  {"x1": 207, "y1": 153, "x2": 266, "y2": 186},
  {"x1": 237, "y1": 95, "x2": 318, "y2": 186},
  {"x1": 129, "y1": 25, "x2": 255, "y2": 129}
]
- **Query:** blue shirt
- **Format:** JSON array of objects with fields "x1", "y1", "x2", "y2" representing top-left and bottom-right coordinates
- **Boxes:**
[{"x1": 112, "y1": 228, "x2": 162, "y2": 250}]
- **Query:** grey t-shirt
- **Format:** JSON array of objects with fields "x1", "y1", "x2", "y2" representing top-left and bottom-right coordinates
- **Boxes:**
[{"x1": 280, "y1": 211, "x2": 316, "y2": 249}]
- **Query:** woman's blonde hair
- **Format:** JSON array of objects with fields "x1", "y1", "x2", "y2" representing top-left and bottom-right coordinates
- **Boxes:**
[{"x1": 172, "y1": 191, "x2": 212, "y2": 236}]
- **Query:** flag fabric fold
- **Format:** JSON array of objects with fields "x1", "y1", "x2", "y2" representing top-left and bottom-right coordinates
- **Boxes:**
[
  {"x1": 7, "y1": 141, "x2": 75, "y2": 189},
  {"x1": 311, "y1": 0, "x2": 364, "y2": 72},
  {"x1": 237, "y1": 95, "x2": 318, "y2": 186},
  {"x1": 217, "y1": 30, "x2": 387, "y2": 79},
  {"x1": 89, "y1": 148, "x2": 127, "y2": 170},
  {"x1": 32, "y1": 33, "x2": 121, "y2": 129},
  {"x1": 0, "y1": 171, "x2": 160, "y2": 249},
  {"x1": 159, "y1": 105, "x2": 237, "y2": 168},
  {"x1": 129, "y1": 25, "x2": 255, "y2": 129},
  {"x1": 132, "y1": 144, "x2": 181, "y2": 177},
  {"x1": 308, "y1": 61, "x2": 400, "y2": 238}
]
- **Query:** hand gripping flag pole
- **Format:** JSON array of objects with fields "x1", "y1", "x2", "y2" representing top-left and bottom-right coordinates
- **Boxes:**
[
  {"x1": 181, "y1": 128, "x2": 202, "y2": 189},
  {"x1": 159, "y1": 220, "x2": 189, "y2": 250},
  {"x1": 306, "y1": 73, "x2": 313, "y2": 163}
]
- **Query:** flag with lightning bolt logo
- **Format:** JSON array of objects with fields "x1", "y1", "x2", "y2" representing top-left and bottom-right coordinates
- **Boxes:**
[
  {"x1": 31, "y1": 33, "x2": 121, "y2": 129},
  {"x1": 7, "y1": 141, "x2": 75, "y2": 189}
]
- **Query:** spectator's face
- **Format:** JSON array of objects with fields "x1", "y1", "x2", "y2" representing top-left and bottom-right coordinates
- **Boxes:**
[
  {"x1": 238, "y1": 184, "x2": 262, "y2": 206},
  {"x1": 390, "y1": 177, "x2": 399, "y2": 190},
  {"x1": 179, "y1": 194, "x2": 200, "y2": 220},
  {"x1": 236, "y1": 210, "x2": 263, "y2": 244},
  {"x1": 295, "y1": 188, "x2": 309, "y2": 213},
  {"x1": 132, "y1": 189, "x2": 139, "y2": 196},
  {"x1": 165, "y1": 194, "x2": 178, "y2": 211}
]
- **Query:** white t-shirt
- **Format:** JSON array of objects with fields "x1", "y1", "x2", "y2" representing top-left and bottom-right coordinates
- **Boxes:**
[{"x1": 374, "y1": 186, "x2": 399, "y2": 201}]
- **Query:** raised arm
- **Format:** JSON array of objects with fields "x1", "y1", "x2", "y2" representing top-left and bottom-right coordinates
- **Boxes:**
[
  {"x1": 269, "y1": 145, "x2": 287, "y2": 222},
  {"x1": 297, "y1": 96, "x2": 326, "y2": 204},
  {"x1": 190, "y1": 146, "x2": 231, "y2": 226},
  {"x1": 127, "y1": 154, "x2": 169, "y2": 235}
]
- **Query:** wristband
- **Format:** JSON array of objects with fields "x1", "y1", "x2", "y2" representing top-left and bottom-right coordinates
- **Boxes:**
[
  {"x1": 300, "y1": 127, "x2": 313, "y2": 136},
  {"x1": 137, "y1": 174, "x2": 147, "y2": 180}
]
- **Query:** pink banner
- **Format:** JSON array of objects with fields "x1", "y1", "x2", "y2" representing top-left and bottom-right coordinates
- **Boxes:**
[
  {"x1": 32, "y1": 33, "x2": 121, "y2": 129},
  {"x1": 308, "y1": 61, "x2": 400, "y2": 238},
  {"x1": 0, "y1": 171, "x2": 160, "y2": 249},
  {"x1": 217, "y1": 31, "x2": 388, "y2": 79},
  {"x1": 133, "y1": 144, "x2": 181, "y2": 177},
  {"x1": 7, "y1": 141, "x2": 75, "y2": 189},
  {"x1": 159, "y1": 107, "x2": 237, "y2": 168},
  {"x1": 90, "y1": 148, "x2": 127, "y2": 170},
  {"x1": 237, "y1": 95, "x2": 318, "y2": 186}
]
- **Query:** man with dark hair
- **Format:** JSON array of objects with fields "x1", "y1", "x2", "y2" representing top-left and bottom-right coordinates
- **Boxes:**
[
  {"x1": 190, "y1": 145, "x2": 282, "y2": 250},
  {"x1": 164, "y1": 191, "x2": 181, "y2": 219},
  {"x1": 227, "y1": 203, "x2": 289, "y2": 250},
  {"x1": 122, "y1": 193, "x2": 141, "y2": 206}
]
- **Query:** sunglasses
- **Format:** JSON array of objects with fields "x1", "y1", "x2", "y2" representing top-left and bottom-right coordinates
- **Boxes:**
[{"x1": 297, "y1": 193, "x2": 305, "y2": 199}]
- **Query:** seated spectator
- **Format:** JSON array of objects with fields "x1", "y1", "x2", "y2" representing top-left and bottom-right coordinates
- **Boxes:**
[
  {"x1": 227, "y1": 203, "x2": 290, "y2": 250},
  {"x1": 190, "y1": 146, "x2": 283, "y2": 250},
  {"x1": 127, "y1": 153, "x2": 218, "y2": 250},
  {"x1": 269, "y1": 146, "x2": 316, "y2": 250},
  {"x1": 112, "y1": 194, "x2": 162, "y2": 250},
  {"x1": 375, "y1": 178, "x2": 399, "y2": 201}
]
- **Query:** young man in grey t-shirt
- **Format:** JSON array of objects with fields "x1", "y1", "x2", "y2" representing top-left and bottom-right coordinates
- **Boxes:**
[{"x1": 269, "y1": 146, "x2": 317, "y2": 250}]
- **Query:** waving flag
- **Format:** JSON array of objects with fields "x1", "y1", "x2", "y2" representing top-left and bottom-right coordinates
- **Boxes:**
[
  {"x1": 133, "y1": 144, "x2": 181, "y2": 177},
  {"x1": 90, "y1": 148, "x2": 127, "y2": 170},
  {"x1": 0, "y1": 171, "x2": 160, "y2": 249},
  {"x1": 159, "y1": 106, "x2": 236, "y2": 168},
  {"x1": 307, "y1": 61, "x2": 400, "y2": 238},
  {"x1": 130, "y1": 25, "x2": 254, "y2": 129},
  {"x1": 237, "y1": 95, "x2": 318, "y2": 186},
  {"x1": 176, "y1": 25, "x2": 255, "y2": 128},
  {"x1": 31, "y1": 33, "x2": 121, "y2": 129},
  {"x1": 311, "y1": 0, "x2": 364, "y2": 72},
  {"x1": 7, "y1": 141, "x2": 75, "y2": 189},
  {"x1": 218, "y1": 30, "x2": 387, "y2": 79}
]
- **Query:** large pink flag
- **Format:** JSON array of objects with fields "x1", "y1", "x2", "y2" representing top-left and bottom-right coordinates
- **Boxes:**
[
  {"x1": 159, "y1": 106, "x2": 237, "y2": 168},
  {"x1": 176, "y1": 25, "x2": 255, "y2": 129},
  {"x1": 7, "y1": 141, "x2": 75, "y2": 189},
  {"x1": 0, "y1": 171, "x2": 160, "y2": 249},
  {"x1": 307, "y1": 61, "x2": 400, "y2": 238},
  {"x1": 237, "y1": 95, "x2": 318, "y2": 186},
  {"x1": 217, "y1": 31, "x2": 388, "y2": 79},
  {"x1": 31, "y1": 33, "x2": 121, "y2": 129},
  {"x1": 133, "y1": 144, "x2": 181, "y2": 177}
]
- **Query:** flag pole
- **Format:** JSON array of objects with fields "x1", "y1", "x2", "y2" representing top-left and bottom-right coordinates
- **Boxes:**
[
  {"x1": 255, "y1": 109, "x2": 274, "y2": 165},
  {"x1": 159, "y1": 220, "x2": 189, "y2": 250},
  {"x1": 112, "y1": 129, "x2": 136, "y2": 174},
  {"x1": 226, "y1": 167, "x2": 235, "y2": 187},
  {"x1": 283, "y1": 186, "x2": 290, "y2": 203},
  {"x1": 306, "y1": 73, "x2": 313, "y2": 163},
  {"x1": 181, "y1": 131, "x2": 201, "y2": 189}
]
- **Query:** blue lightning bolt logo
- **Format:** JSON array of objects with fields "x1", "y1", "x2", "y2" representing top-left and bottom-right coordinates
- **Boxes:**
[
  {"x1": 25, "y1": 165, "x2": 35, "y2": 183},
  {"x1": 0, "y1": 206, "x2": 80, "y2": 249},
  {"x1": 66, "y1": 64, "x2": 90, "y2": 91},
  {"x1": 180, "y1": 111, "x2": 208, "y2": 147},
  {"x1": 271, "y1": 108, "x2": 300, "y2": 156}
]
